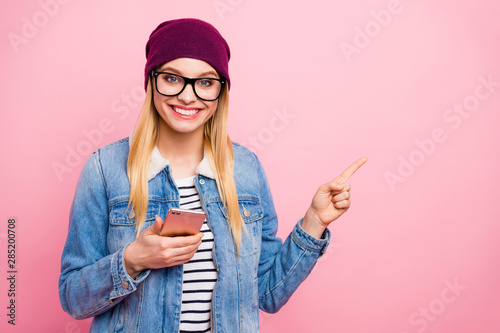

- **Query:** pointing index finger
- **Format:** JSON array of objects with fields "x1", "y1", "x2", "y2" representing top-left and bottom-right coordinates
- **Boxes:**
[{"x1": 336, "y1": 157, "x2": 367, "y2": 183}]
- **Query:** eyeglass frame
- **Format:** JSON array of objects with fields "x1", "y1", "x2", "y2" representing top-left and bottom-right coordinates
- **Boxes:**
[{"x1": 151, "y1": 71, "x2": 226, "y2": 101}]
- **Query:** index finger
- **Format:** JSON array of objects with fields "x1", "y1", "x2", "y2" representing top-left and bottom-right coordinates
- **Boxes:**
[{"x1": 336, "y1": 157, "x2": 367, "y2": 183}]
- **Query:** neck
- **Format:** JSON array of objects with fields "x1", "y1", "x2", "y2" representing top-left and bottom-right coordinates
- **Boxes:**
[
  {"x1": 157, "y1": 124, "x2": 203, "y2": 161},
  {"x1": 157, "y1": 121, "x2": 204, "y2": 163}
]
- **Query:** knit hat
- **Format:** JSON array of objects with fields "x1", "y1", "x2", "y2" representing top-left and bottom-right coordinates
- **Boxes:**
[{"x1": 144, "y1": 18, "x2": 231, "y2": 91}]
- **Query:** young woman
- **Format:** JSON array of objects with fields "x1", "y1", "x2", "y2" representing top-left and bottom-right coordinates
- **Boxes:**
[{"x1": 59, "y1": 18, "x2": 366, "y2": 332}]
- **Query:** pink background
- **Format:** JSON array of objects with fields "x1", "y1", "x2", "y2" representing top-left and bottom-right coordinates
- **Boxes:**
[{"x1": 1, "y1": 0, "x2": 500, "y2": 332}]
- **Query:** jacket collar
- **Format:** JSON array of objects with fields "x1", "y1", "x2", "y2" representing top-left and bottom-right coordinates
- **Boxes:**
[{"x1": 128, "y1": 132, "x2": 215, "y2": 181}]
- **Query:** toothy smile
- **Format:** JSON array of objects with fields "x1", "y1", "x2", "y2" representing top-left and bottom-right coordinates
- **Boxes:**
[{"x1": 172, "y1": 106, "x2": 201, "y2": 116}]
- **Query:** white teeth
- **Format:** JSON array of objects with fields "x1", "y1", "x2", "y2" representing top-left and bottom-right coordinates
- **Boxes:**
[{"x1": 173, "y1": 106, "x2": 200, "y2": 116}]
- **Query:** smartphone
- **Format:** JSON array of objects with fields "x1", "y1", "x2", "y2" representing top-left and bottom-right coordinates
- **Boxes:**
[{"x1": 159, "y1": 208, "x2": 206, "y2": 237}]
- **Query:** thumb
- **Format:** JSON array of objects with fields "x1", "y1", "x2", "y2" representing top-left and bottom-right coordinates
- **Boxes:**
[
  {"x1": 147, "y1": 216, "x2": 163, "y2": 235},
  {"x1": 319, "y1": 181, "x2": 343, "y2": 194}
]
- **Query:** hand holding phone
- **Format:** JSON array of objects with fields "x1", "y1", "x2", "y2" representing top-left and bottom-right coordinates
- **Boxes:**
[
  {"x1": 159, "y1": 208, "x2": 206, "y2": 237},
  {"x1": 125, "y1": 214, "x2": 204, "y2": 278}
]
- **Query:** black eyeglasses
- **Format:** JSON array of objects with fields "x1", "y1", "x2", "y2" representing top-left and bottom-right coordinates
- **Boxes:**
[{"x1": 152, "y1": 71, "x2": 225, "y2": 101}]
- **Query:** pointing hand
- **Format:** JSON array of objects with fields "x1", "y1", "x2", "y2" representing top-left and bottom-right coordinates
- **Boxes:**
[{"x1": 302, "y1": 157, "x2": 367, "y2": 238}]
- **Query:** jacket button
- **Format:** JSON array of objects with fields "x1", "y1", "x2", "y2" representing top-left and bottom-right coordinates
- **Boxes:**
[
  {"x1": 128, "y1": 209, "x2": 135, "y2": 219},
  {"x1": 121, "y1": 280, "x2": 129, "y2": 289},
  {"x1": 243, "y1": 207, "x2": 251, "y2": 217},
  {"x1": 199, "y1": 179, "x2": 205, "y2": 185}
]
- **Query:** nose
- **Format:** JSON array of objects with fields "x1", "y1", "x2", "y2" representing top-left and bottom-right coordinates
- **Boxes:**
[{"x1": 177, "y1": 82, "x2": 197, "y2": 104}]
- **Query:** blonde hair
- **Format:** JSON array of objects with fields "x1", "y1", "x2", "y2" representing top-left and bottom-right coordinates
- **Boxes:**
[{"x1": 126, "y1": 77, "x2": 244, "y2": 252}]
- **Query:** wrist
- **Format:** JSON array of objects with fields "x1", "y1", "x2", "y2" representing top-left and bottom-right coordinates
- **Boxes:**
[
  {"x1": 124, "y1": 242, "x2": 141, "y2": 279},
  {"x1": 301, "y1": 208, "x2": 327, "y2": 239}
]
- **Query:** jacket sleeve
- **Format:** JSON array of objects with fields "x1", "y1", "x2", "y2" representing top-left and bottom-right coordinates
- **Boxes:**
[
  {"x1": 255, "y1": 155, "x2": 331, "y2": 313},
  {"x1": 58, "y1": 151, "x2": 150, "y2": 319}
]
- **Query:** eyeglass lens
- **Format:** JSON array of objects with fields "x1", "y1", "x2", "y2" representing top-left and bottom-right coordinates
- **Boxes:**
[{"x1": 156, "y1": 73, "x2": 222, "y2": 100}]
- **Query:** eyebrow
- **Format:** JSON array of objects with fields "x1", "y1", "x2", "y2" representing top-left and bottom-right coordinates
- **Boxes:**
[{"x1": 158, "y1": 66, "x2": 219, "y2": 78}]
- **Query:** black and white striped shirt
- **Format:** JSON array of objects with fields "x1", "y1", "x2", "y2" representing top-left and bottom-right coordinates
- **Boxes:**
[{"x1": 174, "y1": 176, "x2": 217, "y2": 333}]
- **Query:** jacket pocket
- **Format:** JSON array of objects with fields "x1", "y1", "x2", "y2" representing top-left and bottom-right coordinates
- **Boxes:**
[
  {"x1": 109, "y1": 199, "x2": 159, "y2": 226},
  {"x1": 219, "y1": 197, "x2": 263, "y2": 258},
  {"x1": 108, "y1": 198, "x2": 160, "y2": 252}
]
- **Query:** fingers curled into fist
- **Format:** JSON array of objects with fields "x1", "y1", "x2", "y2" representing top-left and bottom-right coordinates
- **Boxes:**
[{"x1": 331, "y1": 182, "x2": 351, "y2": 210}]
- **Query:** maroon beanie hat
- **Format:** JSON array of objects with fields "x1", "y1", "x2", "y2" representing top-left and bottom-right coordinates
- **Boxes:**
[{"x1": 144, "y1": 18, "x2": 231, "y2": 91}]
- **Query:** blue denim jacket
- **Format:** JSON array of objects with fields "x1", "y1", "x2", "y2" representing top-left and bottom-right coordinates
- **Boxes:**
[{"x1": 59, "y1": 137, "x2": 330, "y2": 332}]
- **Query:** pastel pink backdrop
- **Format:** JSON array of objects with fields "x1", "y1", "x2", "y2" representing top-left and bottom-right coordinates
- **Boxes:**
[{"x1": 1, "y1": 0, "x2": 499, "y2": 332}]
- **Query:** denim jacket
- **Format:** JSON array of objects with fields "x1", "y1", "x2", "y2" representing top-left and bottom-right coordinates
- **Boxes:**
[{"x1": 59, "y1": 137, "x2": 330, "y2": 332}]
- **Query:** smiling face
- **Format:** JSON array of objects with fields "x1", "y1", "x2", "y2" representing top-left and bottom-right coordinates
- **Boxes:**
[{"x1": 152, "y1": 57, "x2": 221, "y2": 137}]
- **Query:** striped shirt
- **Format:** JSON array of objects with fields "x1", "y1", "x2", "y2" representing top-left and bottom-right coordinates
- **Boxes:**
[{"x1": 174, "y1": 176, "x2": 217, "y2": 333}]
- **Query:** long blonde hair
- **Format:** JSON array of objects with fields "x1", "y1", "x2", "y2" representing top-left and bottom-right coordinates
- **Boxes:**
[{"x1": 126, "y1": 77, "x2": 244, "y2": 252}]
